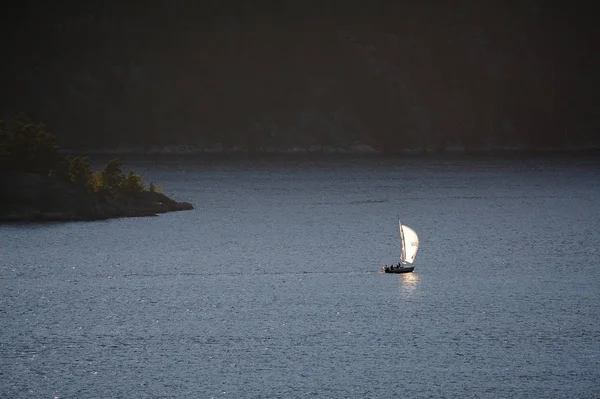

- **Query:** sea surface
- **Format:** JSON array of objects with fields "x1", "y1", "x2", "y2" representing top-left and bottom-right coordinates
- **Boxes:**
[{"x1": 1, "y1": 154, "x2": 599, "y2": 398}]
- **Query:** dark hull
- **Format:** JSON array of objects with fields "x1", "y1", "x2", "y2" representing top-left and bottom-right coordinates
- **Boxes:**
[{"x1": 383, "y1": 266, "x2": 414, "y2": 274}]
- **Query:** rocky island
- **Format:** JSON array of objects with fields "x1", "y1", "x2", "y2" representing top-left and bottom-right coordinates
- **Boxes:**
[{"x1": 0, "y1": 114, "x2": 193, "y2": 222}]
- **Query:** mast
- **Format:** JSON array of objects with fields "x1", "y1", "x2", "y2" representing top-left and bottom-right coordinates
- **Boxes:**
[{"x1": 399, "y1": 217, "x2": 406, "y2": 263}]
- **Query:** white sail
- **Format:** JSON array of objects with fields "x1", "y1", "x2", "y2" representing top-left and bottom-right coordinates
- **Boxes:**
[{"x1": 400, "y1": 225, "x2": 419, "y2": 264}]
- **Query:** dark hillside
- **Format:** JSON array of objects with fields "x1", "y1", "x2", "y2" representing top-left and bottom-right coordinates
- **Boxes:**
[{"x1": 2, "y1": 1, "x2": 598, "y2": 152}]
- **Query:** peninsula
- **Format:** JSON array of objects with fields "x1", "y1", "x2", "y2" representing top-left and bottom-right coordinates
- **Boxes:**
[{"x1": 1, "y1": 114, "x2": 193, "y2": 222}]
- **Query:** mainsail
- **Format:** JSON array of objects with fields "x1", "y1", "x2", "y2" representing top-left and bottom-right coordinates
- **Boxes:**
[{"x1": 400, "y1": 224, "x2": 419, "y2": 264}]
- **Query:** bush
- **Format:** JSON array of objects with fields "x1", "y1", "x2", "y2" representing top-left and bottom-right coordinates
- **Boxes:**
[
  {"x1": 90, "y1": 171, "x2": 105, "y2": 193},
  {"x1": 100, "y1": 158, "x2": 125, "y2": 195},
  {"x1": 68, "y1": 156, "x2": 93, "y2": 189},
  {"x1": 122, "y1": 171, "x2": 145, "y2": 194}
]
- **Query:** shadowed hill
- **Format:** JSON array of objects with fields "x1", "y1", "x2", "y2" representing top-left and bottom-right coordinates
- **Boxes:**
[{"x1": 1, "y1": 1, "x2": 598, "y2": 152}]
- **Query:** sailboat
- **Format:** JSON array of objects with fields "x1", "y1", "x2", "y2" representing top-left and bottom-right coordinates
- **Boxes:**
[{"x1": 383, "y1": 220, "x2": 419, "y2": 273}]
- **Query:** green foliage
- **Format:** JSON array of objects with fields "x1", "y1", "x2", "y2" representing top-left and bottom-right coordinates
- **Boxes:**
[
  {"x1": 67, "y1": 156, "x2": 93, "y2": 192},
  {"x1": 147, "y1": 181, "x2": 162, "y2": 193},
  {"x1": 90, "y1": 171, "x2": 105, "y2": 193},
  {"x1": 1, "y1": 113, "x2": 159, "y2": 198},
  {"x1": 100, "y1": 158, "x2": 125, "y2": 195},
  {"x1": 94, "y1": 158, "x2": 147, "y2": 197},
  {"x1": 122, "y1": 171, "x2": 144, "y2": 194}
]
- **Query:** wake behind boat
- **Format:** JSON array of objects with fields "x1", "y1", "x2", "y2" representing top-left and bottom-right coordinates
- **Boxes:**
[{"x1": 383, "y1": 220, "x2": 419, "y2": 274}]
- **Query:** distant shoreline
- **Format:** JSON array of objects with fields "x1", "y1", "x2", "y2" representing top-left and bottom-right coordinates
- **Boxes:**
[{"x1": 62, "y1": 145, "x2": 600, "y2": 158}]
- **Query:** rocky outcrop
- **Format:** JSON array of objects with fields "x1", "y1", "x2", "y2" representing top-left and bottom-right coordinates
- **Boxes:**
[{"x1": 0, "y1": 173, "x2": 193, "y2": 222}]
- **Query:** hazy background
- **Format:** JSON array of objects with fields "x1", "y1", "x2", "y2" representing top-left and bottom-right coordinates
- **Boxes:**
[{"x1": 2, "y1": 0, "x2": 598, "y2": 152}]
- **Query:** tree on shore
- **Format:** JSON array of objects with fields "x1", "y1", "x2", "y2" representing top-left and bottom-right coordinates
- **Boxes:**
[{"x1": 1, "y1": 113, "x2": 148, "y2": 197}]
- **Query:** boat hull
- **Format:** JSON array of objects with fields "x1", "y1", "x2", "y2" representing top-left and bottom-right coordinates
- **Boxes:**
[{"x1": 383, "y1": 266, "x2": 414, "y2": 274}]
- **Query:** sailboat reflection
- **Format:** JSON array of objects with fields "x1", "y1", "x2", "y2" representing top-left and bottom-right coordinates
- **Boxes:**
[{"x1": 397, "y1": 272, "x2": 420, "y2": 294}]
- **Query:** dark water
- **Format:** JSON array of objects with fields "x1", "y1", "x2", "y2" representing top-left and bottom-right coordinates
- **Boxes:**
[{"x1": 2, "y1": 155, "x2": 599, "y2": 398}]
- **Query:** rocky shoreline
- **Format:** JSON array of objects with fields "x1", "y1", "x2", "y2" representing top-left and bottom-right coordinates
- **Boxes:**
[{"x1": 0, "y1": 172, "x2": 193, "y2": 222}]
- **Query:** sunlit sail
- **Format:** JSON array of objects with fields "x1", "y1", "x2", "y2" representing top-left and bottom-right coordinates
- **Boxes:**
[
  {"x1": 400, "y1": 224, "x2": 419, "y2": 264},
  {"x1": 383, "y1": 219, "x2": 419, "y2": 273}
]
